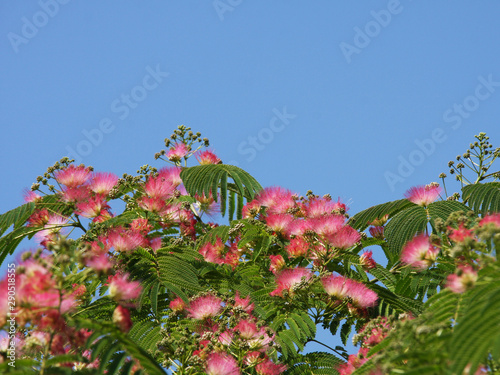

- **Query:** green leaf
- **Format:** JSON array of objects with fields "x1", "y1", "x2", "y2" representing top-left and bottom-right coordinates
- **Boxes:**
[
  {"x1": 427, "y1": 200, "x2": 471, "y2": 226},
  {"x1": 384, "y1": 205, "x2": 428, "y2": 260},
  {"x1": 462, "y1": 182, "x2": 500, "y2": 215},
  {"x1": 349, "y1": 199, "x2": 414, "y2": 231},
  {"x1": 0, "y1": 202, "x2": 35, "y2": 236},
  {"x1": 180, "y1": 164, "x2": 262, "y2": 205}
]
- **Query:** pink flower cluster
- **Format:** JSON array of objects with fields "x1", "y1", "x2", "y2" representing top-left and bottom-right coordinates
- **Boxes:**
[
  {"x1": 322, "y1": 274, "x2": 378, "y2": 309},
  {"x1": 400, "y1": 234, "x2": 439, "y2": 270},
  {"x1": 172, "y1": 293, "x2": 286, "y2": 374}
]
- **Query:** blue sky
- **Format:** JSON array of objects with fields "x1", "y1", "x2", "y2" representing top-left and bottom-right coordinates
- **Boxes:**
[{"x1": 2, "y1": 0, "x2": 500, "y2": 358}]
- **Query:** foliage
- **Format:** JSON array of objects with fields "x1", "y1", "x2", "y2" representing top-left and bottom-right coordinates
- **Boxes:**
[{"x1": 0, "y1": 128, "x2": 499, "y2": 374}]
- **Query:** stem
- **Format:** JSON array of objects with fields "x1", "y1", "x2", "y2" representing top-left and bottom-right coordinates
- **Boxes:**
[{"x1": 308, "y1": 339, "x2": 346, "y2": 358}]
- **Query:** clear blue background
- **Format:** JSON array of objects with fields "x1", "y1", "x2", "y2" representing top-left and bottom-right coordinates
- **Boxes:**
[{"x1": 2, "y1": 0, "x2": 500, "y2": 359}]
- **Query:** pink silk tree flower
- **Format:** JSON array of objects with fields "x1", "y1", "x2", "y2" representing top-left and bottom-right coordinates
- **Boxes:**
[
  {"x1": 54, "y1": 165, "x2": 91, "y2": 188},
  {"x1": 167, "y1": 143, "x2": 190, "y2": 162},
  {"x1": 256, "y1": 359, "x2": 287, "y2": 375},
  {"x1": 187, "y1": 294, "x2": 223, "y2": 320},
  {"x1": 322, "y1": 275, "x2": 378, "y2": 308},
  {"x1": 205, "y1": 352, "x2": 240, "y2": 375},
  {"x1": 196, "y1": 149, "x2": 221, "y2": 165},
  {"x1": 270, "y1": 267, "x2": 312, "y2": 297},
  {"x1": 89, "y1": 172, "x2": 118, "y2": 195},
  {"x1": 400, "y1": 234, "x2": 439, "y2": 270},
  {"x1": 446, "y1": 265, "x2": 478, "y2": 293},
  {"x1": 404, "y1": 183, "x2": 441, "y2": 206},
  {"x1": 107, "y1": 274, "x2": 142, "y2": 302}
]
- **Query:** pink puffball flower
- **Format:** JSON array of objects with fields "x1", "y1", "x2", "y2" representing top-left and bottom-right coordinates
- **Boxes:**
[
  {"x1": 107, "y1": 227, "x2": 147, "y2": 252},
  {"x1": 34, "y1": 214, "x2": 69, "y2": 245},
  {"x1": 269, "y1": 255, "x2": 286, "y2": 274},
  {"x1": 54, "y1": 165, "x2": 91, "y2": 188},
  {"x1": 308, "y1": 215, "x2": 345, "y2": 241},
  {"x1": 187, "y1": 294, "x2": 223, "y2": 320},
  {"x1": 144, "y1": 174, "x2": 176, "y2": 200},
  {"x1": 286, "y1": 237, "x2": 309, "y2": 258},
  {"x1": 107, "y1": 274, "x2": 142, "y2": 302},
  {"x1": 360, "y1": 251, "x2": 376, "y2": 270},
  {"x1": 167, "y1": 143, "x2": 190, "y2": 162},
  {"x1": 23, "y1": 190, "x2": 42, "y2": 203},
  {"x1": 328, "y1": 225, "x2": 361, "y2": 249},
  {"x1": 369, "y1": 226, "x2": 384, "y2": 240},
  {"x1": 404, "y1": 183, "x2": 441, "y2": 206},
  {"x1": 322, "y1": 275, "x2": 378, "y2": 309},
  {"x1": 255, "y1": 187, "x2": 296, "y2": 215},
  {"x1": 265, "y1": 214, "x2": 295, "y2": 236},
  {"x1": 196, "y1": 149, "x2": 221, "y2": 165},
  {"x1": 86, "y1": 252, "x2": 114, "y2": 273},
  {"x1": 169, "y1": 296, "x2": 187, "y2": 313},
  {"x1": 60, "y1": 186, "x2": 91, "y2": 203},
  {"x1": 479, "y1": 213, "x2": 500, "y2": 228},
  {"x1": 306, "y1": 197, "x2": 346, "y2": 218},
  {"x1": 234, "y1": 292, "x2": 254, "y2": 314},
  {"x1": 270, "y1": 267, "x2": 312, "y2": 297},
  {"x1": 76, "y1": 195, "x2": 110, "y2": 218},
  {"x1": 400, "y1": 234, "x2": 439, "y2": 270},
  {"x1": 446, "y1": 265, "x2": 478, "y2": 293},
  {"x1": 158, "y1": 166, "x2": 182, "y2": 187},
  {"x1": 256, "y1": 360, "x2": 287, "y2": 375},
  {"x1": 205, "y1": 352, "x2": 240, "y2": 375},
  {"x1": 113, "y1": 305, "x2": 133, "y2": 333},
  {"x1": 199, "y1": 237, "x2": 226, "y2": 265},
  {"x1": 89, "y1": 172, "x2": 118, "y2": 195},
  {"x1": 234, "y1": 319, "x2": 259, "y2": 340},
  {"x1": 448, "y1": 223, "x2": 474, "y2": 243}
]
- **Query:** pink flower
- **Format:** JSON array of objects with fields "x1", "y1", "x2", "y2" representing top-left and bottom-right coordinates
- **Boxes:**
[
  {"x1": 167, "y1": 143, "x2": 190, "y2": 162},
  {"x1": 169, "y1": 296, "x2": 186, "y2": 313},
  {"x1": 400, "y1": 234, "x2": 439, "y2": 270},
  {"x1": 107, "y1": 274, "x2": 142, "y2": 302},
  {"x1": 306, "y1": 197, "x2": 346, "y2": 218},
  {"x1": 256, "y1": 360, "x2": 287, "y2": 375},
  {"x1": 234, "y1": 319, "x2": 259, "y2": 340},
  {"x1": 144, "y1": 174, "x2": 176, "y2": 200},
  {"x1": 113, "y1": 305, "x2": 133, "y2": 332},
  {"x1": 89, "y1": 172, "x2": 118, "y2": 195},
  {"x1": 308, "y1": 215, "x2": 345, "y2": 241},
  {"x1": 448, "y1": 223, "x2": 474, "y2": 242},
  {"x1": 85, "y1": 252, "x2": 114, "y2": 273},
  {"x1": 360, "y1": 251, "x2": 376, "y2": 270},
  {"x1": 328, "y1": 225, "x2": 361, "y2": 249},
  {"x1": 322, "y1": 275, "x2": 378, "y2": 308},
  {"x1": 479, "y1": 213, "x2": 500, "y2": 228},
  {"x1": 265, "y1": 214, "x2": 295, "y2": 236},
  {"x1": 255, "y1": 187, "x2": 296, "y2": 215},
  {"x1": 286, "y1": 237, "x2": 309, "y2": 258},
  {"x1": 199, "y1": 238, "x2": 226, "y2": 265},
  {"x1": 205, "y1": 352, "x2": 240, "y2": 375},
  {"x1": 269, "y1": 255, "x2": 286, "y2": 274},
  {"x1": 23, "y1": 190, "x2": 41, "y2": 203},
  {"x1": 54, "y1": 165, "x2": 91, "y2": 187},
  {"x1": 34, "y1": 214, "x2": 69, "y2": 245},
  {"x1": 107, "y1": 227, "x2": 147, "y2": 252},
  {"x1": 158, "y1": 166, "x2": 182, "y2": 187},
  {"x1": 404, "y1": 183, "x2": 441, "y2": 206},
  {"x1": 187, "y1": 294, "x2": 223, "y2": 320},
  {"x1": 270, "y1": 268, "x2": 312, "y2": 297},
  {"x1": 446, "y1": 265, "x2": 478, "y2": 293},
  {"x1": 196, "y1": 149, "x2": 221, "y2": 165},
  {"x1": 60, "y1": 186, "x2": 91, "y2": 203},
  {"x1": 369, "y1": 226, "x2": 384, "y2": 239},
  {"x1": 234, "y1": 292, "x2": 254, "y2": 314},
  {"x1": 76, "y1": 195, "x2": 110, "y2": 218}
]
